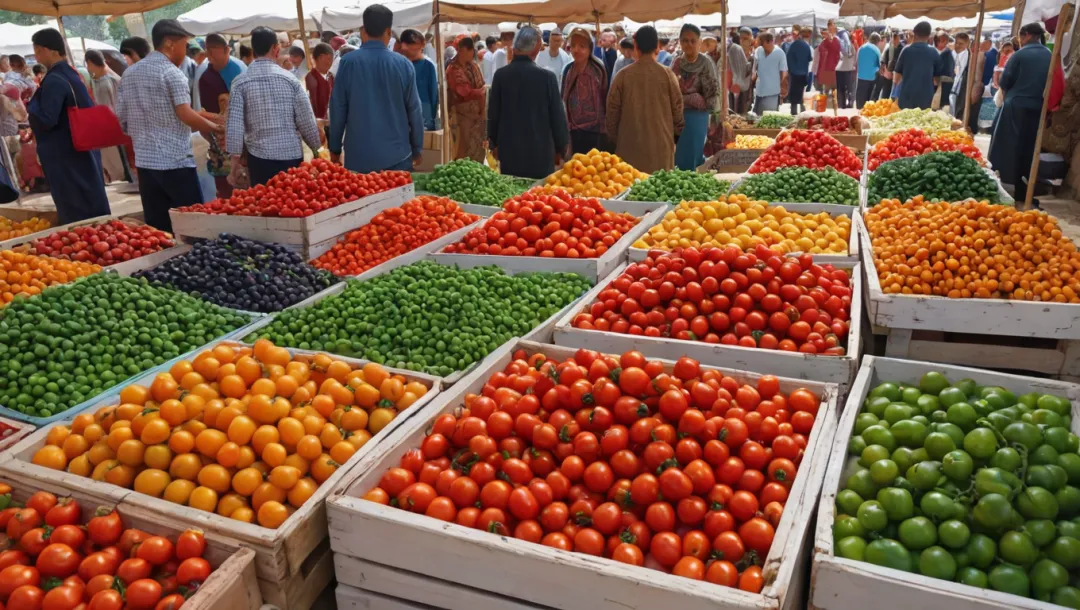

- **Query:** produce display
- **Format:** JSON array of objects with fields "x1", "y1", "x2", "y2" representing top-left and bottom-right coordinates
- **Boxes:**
[
  {"x1": 28, "y1": 220, "x2": 175, "y2": 267},
  {"x1": 625, "y1": 170, "x2": 730, "y2": 203},
  {"x1": 726, "y1": 135, "x2": 775, "y2": 150},
  {"x1": 835, "y1": 371, "x2": 1080, "y2": 604},
  {"x1": 363, "y1": 347, "x2": 823, "y2": 591},
  {"x1": 413, "y1": 160, "x2": 535, "y2": 206},
  {"x1": 246, "y1": 261, "x2": 591, "y2": 376},
  {"x1": 633, "y1": 196, "x2": 852, "y2": 256},
  {"x1": 756, "y1": 113, "x2": 796, "y2": 129},
  {"x1": 867, "y1": 128, "x2": 984, "y2": 171},
  {"x1": 571, "y1": 247, "x2": 852, "y2": 355},
  {"x1": 861, "y1": 99, "x2": 900, "y2": 118},
  {"x1": 542, "y1": 150, "x2": 648, "y2": 199},
  {"x1": 442, "y1": 189, "x2": 639, "y2": 258},
  {"x1": 748, "y1": 130, "x2": 863, "y2": 179},
  {"x1": 312, "y1": 196, "x2": 479, "y2": 276},
  {"x1": 866, "y1": 198, "x2": 1080, "y2": 301},
  {"x1": 868, "y1": 109, "x2": 956, "y2": 137},
  {"x1": 0, "y1": 250, "x2": 100, "y2": 306},
  {"x1": 178, "y1": 160, "x2": 412, "y2": 217},
  {"x1": 733, "y1": 167, "x2": 860, "y2": 206},
  {"x1": 0, "y1": 273, "x2": 251, "y2": 418},
  {"x1": 0, "y1": 484, "x2": 216, "y2": 609},
  {"x1": 32, "y1": 340, "x2": 427, "y2": 528},
  {"x1": 795, "y1": 114, "x2": 866, "y2": 134},
  {"x1": 0, "y1": 216, "x2": 50, "y2": 241},
  {"x1": 135, "y1": 234, "x2": 337, "y2": 313},
  {"x1": 868, "y1": 152, "x2": 1001, "y2": 204},
  {"x1": 0, "y1": 419, "x2": 19, "y2": 442}
]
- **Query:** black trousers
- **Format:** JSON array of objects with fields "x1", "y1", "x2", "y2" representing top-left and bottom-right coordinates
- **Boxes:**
[
  {"x1": 248, "y1": 155, "x2": 302, "y2": 187},
  {"x1": 137, "y1": 167, "x2": 202, "y2": 233},
  {"x1": 856, "y1": 79, "x2": 877, "y2": 109},
  {"x1": 570, "y1": 130, "x2": 603, "y2": 156},
  {"x1": 872, "y1": 75, "x2": 891, "y2": 101},
  {"x1": 789, "y1": 74, "x2": 808, "y2": 114},
  {"x1": 836, "y1": 71, "x2": 854, "y2": 109}
]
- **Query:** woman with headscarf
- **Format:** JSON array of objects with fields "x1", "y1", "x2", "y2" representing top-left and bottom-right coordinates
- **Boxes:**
[
  {"x1": 989, "y1": 23, "x2": 1052, "y2": 205},
  {"x1": 817, "y1": 21, "x2": 842, "y2": 105},
  {"x1": 562, "y1": 28, "x2": 608, "y2": 155},
  {"x1": 446, "y1": 37, "x2": 486, "y2": 162},
  {"x1": 672, "y1": 24, "x2": 718, "y2": 171},
  {"x1": 27, "y1": 28, "x2": 110, "y2": 223}
]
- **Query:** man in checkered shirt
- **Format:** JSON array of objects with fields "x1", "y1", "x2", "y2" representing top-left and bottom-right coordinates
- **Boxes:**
[
  {"x1": 116, "y1": 19, "x2": 223, "y2": 232},
  {"x1": 226, "y1": 26, "x2": 322, "y2": 186}
]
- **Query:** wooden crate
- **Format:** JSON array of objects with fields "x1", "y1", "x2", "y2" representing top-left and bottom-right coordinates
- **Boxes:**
[
  {"x1": 553, "y1": 260, "x2": 863, "y2": 394},
  {"x1": 169, "y1": 184, "x2": 414, "y2": 258},
  {"x1": 703, "y1": 149, "x2": 765, "y2": 174},
  {"x1": 0, "y1": 206, "x2": 59, "y2": 226},
  {"x1": 811, "y1": 356, "x2": 1080, "y2": 610},
  {"x1": 0, "y1": 469, "x2": 262, "y2": 610},
  {"x1": 430, "y1": 200, "x2": 668, "y2": 283},
  {"x1": 856, "y1": 216, "x2": 1080, "y2": 378},
  {"x1": 327, "y1": 339, "x2": 839, "y2": 610},
  {"x1": 628, "y1": 203, "x2": 860, "y2": 264},
  {"x1": 238, "y1": 255, "x2": 595, "y2": 385},
  {"x1": 0, "y1": 214, "x2": 113, "y2": 250},
  {"x1": 0, "y1": 414, "x2": 34, "y2": 454},
  {"x1": 0, "y1": 341, "x2": 443, "y2": 609}
]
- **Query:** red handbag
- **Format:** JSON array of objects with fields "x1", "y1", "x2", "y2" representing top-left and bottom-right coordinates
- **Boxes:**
[{"x1": 65, "y1": 81, "x2": 128, "y2": 152}]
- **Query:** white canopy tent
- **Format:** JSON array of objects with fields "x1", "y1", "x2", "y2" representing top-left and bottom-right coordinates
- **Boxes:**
[
  {"x1": 437, "y1": 0, "x2": 725, "y2": 26},
  {"x1": 177, "y1": 0, "x2": 351, "y2": 35},
  {"x1": 623, "y1": 11, "x2": 741, "y2": 36},
  {"x1": 0, "y1": 20, "x2": 117, "y2": 66},
  {"x1": 740, "y1": 0, "x2": 839, "y2": 28},
  {"x1": 316, "y1": 0, "x2": 439, "y2": 32}
]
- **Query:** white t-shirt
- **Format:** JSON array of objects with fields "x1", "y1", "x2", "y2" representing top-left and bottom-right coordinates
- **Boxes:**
[
  {"x1": 536, "y1": 48, "x2": 572, "y2": 88},
  {"x1": 753, "y1": 46, "x2": 789, "y2": 97},
  {"x1": 493, "y1": 49, "x2": 509, "y2": 73},
  {"x1": 482, "y1": 52, "x2": 496, "y2": 84}
]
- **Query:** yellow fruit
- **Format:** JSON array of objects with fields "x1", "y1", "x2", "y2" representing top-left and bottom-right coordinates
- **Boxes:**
[
  {"x1": 188, "y1": 486, "x2": 219, "y2": 511},
  {"x1": 542, "y1": 150, "x2": 647, "y2": 198},
  {"x1": 163, "y1": 479, "x2": 197, "y2": 504},
  {"x1": 133, "y1": 469, "x2": 171, "y2": 497}
]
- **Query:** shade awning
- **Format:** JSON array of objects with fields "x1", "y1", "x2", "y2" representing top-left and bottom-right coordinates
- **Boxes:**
[
  {"x1": 740, "y1": 0, "x2": 840, "y2": 28},
  {"x1": 838, "y1": 0, "x2": 1017, "y2": 20},
  {"x1": 317, "y1": 0, "x2": 436, "y2": 33},
  {"x1": 0, "y1": 0, "x2": 174, "y2": 16},
  {"x1": 437, "y1": 0, "x2": 725, "y2": 25}
]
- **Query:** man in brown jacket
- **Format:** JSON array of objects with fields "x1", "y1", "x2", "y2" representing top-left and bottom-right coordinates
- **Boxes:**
[{"x1": 605, "y1": 25, "x2": 684, "y2": 173}]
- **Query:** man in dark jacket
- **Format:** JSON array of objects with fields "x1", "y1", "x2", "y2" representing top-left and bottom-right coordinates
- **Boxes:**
[{"x1": 488, "y1": 26, "x2": 570, "y2": 179}]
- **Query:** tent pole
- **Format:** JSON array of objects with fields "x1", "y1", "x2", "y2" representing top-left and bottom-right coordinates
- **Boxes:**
[
  {"x1": 295, "y1": 0, "x2": 313, "y2": 70},
  {"x1": 434, "y1": 1, "x2": 450, "y2": 164},
  {"x1": 720, "y1": 0, "x2": 728, "y2": 117},
  {"x1": 1024, "y1": 2, "x2": 1073, "y2": 211},
  {"x1": 56, "y1": 15, "x2": 75, "y2": 67},
  {"x1": 1013, "y1": 0, "x2": 1026, "y2": 37},
  {"x1": 594, "y1": 12, "x2": 601, "y2": 37},
  {"x1": 961, "y1": 0, "x2": 985, "y2": 131}
]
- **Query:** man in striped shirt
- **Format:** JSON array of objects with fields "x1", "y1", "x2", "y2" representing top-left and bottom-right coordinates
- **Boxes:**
[{"x1": 226, "y1": 26, "x2": 321, "y2": 186}]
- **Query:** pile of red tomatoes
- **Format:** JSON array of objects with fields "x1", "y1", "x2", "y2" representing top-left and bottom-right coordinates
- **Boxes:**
[
  {"x1": 442, "y1": 189, "x2": 639, "y2": 258},
  {"x1": 363, "y1": 348, "x2": 822, "y2": 590},
  {"x1": 30, "y1": 220, "x2": 175, "y2": 267},
  {"x1": 572, "y1": 246, "x2": 852, "y2": 355},
  {"x1": 179, "y1": 160, "x2": 412, "y2": 218},
  {"x1": 747, "y1": 130, "x2": 862, "y2": 179},
  {"x1": 867, "y1": 128, "x2": 985, "y2": 171}
]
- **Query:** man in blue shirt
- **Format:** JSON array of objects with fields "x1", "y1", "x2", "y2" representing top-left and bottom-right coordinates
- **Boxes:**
[
  {"x1": 329, "y1": 4, "x2": 424, "y2": 172},
  {"x1": 785, "y1": 28, "x2": 812, "y2": 114},
  {"x1": 593, "y1": 31, "x2": 617, "y2": 79},
  {"x1": 893, "y1": 21, "x2": 940, "y2": 110},
  {"x1": 399, "y1": 28, "x2": 438, "y2": 130},
  {"x1": 856, "y1": 32, "x2": 882, "y2": 109},
  {"x1": 657, "y1": 37, "x2": 672, "y2": 67}
]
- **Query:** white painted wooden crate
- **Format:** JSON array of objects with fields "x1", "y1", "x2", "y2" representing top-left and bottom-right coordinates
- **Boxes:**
[
  {"x1": 857, "y1": 215, "x2": 1080, "y2": 341},
  {"x1": 0, "y1": 341, "x2": 442, "y2": 608},
  {"x1": 237, "y1": 256, "x2": 595, "y2": 384},
  {"x1": 328, "y1": 339, "x2": 840, "y2": 610},
  {"x1": 168, "y1": 183, "x2": 413, "y2": 252},
  {"x1": 430, "y1": 200, "x2": 667, "y2": 283},
  {"x1": 553, "y1": 260, "x2": 863, "y2": 394},
  {"x1": 811, "y1": 355, "x2": 1080, "y2": 610},
  {"x1": 628, "y1": 202, "x2": 860, "y2": 264},
  {"x1": 107, "y1": 243, "x2": 192, "y2": 276}
]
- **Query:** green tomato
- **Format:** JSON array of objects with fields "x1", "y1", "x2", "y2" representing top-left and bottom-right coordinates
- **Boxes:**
[
  {"x1": 957, "y1": 567, "x2": 988, "y2": 588},
  {"x1": 907, "y1": 461, "x2": 943, "y2": 490},
  {"x1": 864, "y1": 538, "x2": 913, "y2": 572},
  {"x1": 855, "y1": 412, "x2": 881, "y2": 435},
  {"x1": 1053, "y1": 586, "x2": 1080, "y2": 609},
  {"x1": 1024, "y1": 519, "x2": 1058, "y2": 548},
  {"x1": 937, "y1": 519, "x2": 970, "y2": 549},
  {"x1": 860, "y1": 444, "x2": 892, "y2": 468},
  {"x1": 890, "y1": 447, "x2": 919, "y2": 474},
  {"x1": 1032, "y1": 444, "x2": 1062, "y2": 466},
  {"x1": 1032, "y1": 559, "x2": 1070, "y2": 595},
  {"x1": 919, "y1": 371, "x2": 951, "y2": 395},
  {"x1": 877, "y1": 487, "x2": 914, "y2": 521},
  {"x1": 1058, "y1": 486, "x2": 1080, "y2": 519},
  {"x1": 918, "y1": 546, "x2": 957, "y2": 580},
  {"x1": 962, "y1": 428, "x2": 998, "y2": 459},
  {"x1": 857, "y1": 500, "x2": 890, "y2": 531},
  {"x1": 836, "y1": 489, "x2": 864, "y2": 516},
  {"x1": 920, "y1": 491, "x2": 957, "y2": 521},
  {"x1": 941, "y1": 450, "x2": 974, "y2": 482},
  {"x1": 965, "y1": 533, "x2": 997, "y2": 569},
  {"x1": 1045, "y1": 427, "x2": 1073, "y2": 454},
  {"x1": 973, "y1": 493, "x2": 1013, "y2": 530},
  {"x1": 901, "y1": 386, "x2": 922, "y2": 406},
  {"x1": 938, "y1": 386, "x2": 968, "y2": 407},
  {"x1": 870, "y1": 459, "x2": 900, "y2": 486},
  {"x1": 848, "y1": 436, "x2": 868, "y2": 456},
  {"x1": 999, "y1": 530, "x2": 1039, "y2": 565},
  {"x1": 862, "y1": 426, "x2": 897, "y2": 452},
  {"x1": 1048, "y1": 536, "x2": 1080, "y2": 569},
  {"x1": 898, "y1": 516, "x2": 938, "y2": 550},
  {"x1": 884, "y1": 403, "x2": 915, "y2": 425},
  {"x1": 833, "y1": 515, "x2": 866, "y2": 539},
  {"x1": 923, "y1": 433, "x2": 956, "y2": 460},
  {"x1": 1028, "y1": 465, "x2": 1065, "y2": 492},
  {"x1": 1017, "y1": 487, "x2": 1060, "y2": 521},
  {"x1": 946, "y1": 403, "x2": 978, "y2": 431},
  {"x1": 991, "y1": 447, "x2": 1023, "y2": 471},
  {"x1": 846, "y1": 469, "x2": 879, "y2": 501},
  {"x1": 988, "y1": 564, "x2": 1031, "y2": 597},
  {"x1": 975, "y1": 467, "x2": 1019, "y2": 497},
  {"x1": 916, "y1": 394, "x2": 941, "y2": 416},
  {"x1": 835, "y1": 536, "x2": 868, "y2": 561},
  {"x1": 1003, "y1": 421, "x2": 1043, "y2": 451},
  {"x1": 1059, "y1": 453, "x2": 1080, "y2": 485},
  {"x1": 1059, "y1": 519, "x2": 1080, "y2": 540}
]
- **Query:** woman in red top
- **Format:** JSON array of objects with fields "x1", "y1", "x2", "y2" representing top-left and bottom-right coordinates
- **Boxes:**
[{"x1": 816, "y1": 21, "x2": 842, "y2": 100}]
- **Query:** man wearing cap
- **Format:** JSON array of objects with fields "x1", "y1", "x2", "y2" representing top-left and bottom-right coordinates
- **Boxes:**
[
  {"x1": 193, "y1": 34, "x2": 246, "y2": 112},
  {"x1": 329, "y1": 4, "x2": 424, "y2": 172},
  {"x1": 536, "y1": 28, "x2": 571, "y2": 89},
  {"x1": 227, "y1": 27, "x2": 321, "y2": 187},
  {"x1": 116, "y1": 19, "x2": 223, "y2": 231},
  {"x1": 25, "y1": 28, "x2": 110, "y2": 224},
  {"x1": 488, "y1": 26, "x2": 569, "y2": 179}
]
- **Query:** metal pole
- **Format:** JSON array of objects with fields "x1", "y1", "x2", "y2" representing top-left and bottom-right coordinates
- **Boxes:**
[
  {"x1": 1013, "y1": 0, "x2": 1026, "y2": 38},
  {"x1": 56, "y1": 15, "x2": 75, "y2": 67},
  {"x1": 433, "y1": 1, "x2": 450, "y2": 163},
  {"x1": 295, "y1": 0, "x2": 314, "y2": 70},
  {"x1": 720, "y1": 0, "x2": 728, "y2": 116},
  {"x1": 961, "y1": 0, "x2": 985, "y2": 130},
  {"x1": 1024, "y1": 2, "x2": 1074, "y2": 210}
]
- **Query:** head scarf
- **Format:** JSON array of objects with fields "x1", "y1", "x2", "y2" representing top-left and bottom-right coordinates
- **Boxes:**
[{"x1": 330, "y1": 36, "x2": 347, "y2": 51}]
